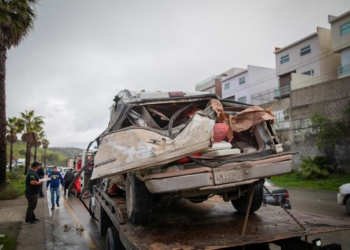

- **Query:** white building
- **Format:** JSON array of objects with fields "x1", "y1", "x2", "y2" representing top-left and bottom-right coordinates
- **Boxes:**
[
  {"x1": 221, "y1": 65, "x2": 277, "y2": 104},
  {"x1": 329, "y1": 11, "x2": 350, "y2": 78},
  {"x1": 274, "y1": 27, "x2": 340, "y2": 91},
  {"x1": 195, "y1": 68, "x2": 245, "y2": 98}
]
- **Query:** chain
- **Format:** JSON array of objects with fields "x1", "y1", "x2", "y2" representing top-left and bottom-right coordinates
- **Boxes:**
[
  {"x1": 240, "y1": 184, "x2": 256, "y2": 244},
  {"x1": 262, "y1": 185, "x2": 307, "y2": 232}
]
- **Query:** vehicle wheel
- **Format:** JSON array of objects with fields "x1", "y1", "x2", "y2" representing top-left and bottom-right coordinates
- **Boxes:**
[
  {"x1": 106, "y1": 227, "x2": 125, "y2": 250},
  {"x1": 126, "y1": 173, "x2": 153, "y2": 224},
  {"x1": 346, "y1": 197, "x2": 350, "y2": 215},
  {"x1": 188, "y1": 195, "x2": 209, "y2": 203},
  {"x1": 231, "y1": 184, "x2": 263, "y2": 214}
]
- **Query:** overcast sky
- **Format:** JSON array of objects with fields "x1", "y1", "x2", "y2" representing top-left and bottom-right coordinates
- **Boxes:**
[{"x1": 6, "y1": 0, "x2": 350, "y2": 148}]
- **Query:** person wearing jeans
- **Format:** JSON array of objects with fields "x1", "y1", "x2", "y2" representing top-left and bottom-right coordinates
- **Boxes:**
[{"x1": 46, "y1": 166, "x2": 64, "y2": 210}]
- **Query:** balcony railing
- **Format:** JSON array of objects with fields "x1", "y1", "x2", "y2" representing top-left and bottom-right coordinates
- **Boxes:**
[
  {"x1": 274, "y1": 85, "x2": 291, "y2": 99},
  {"x1": 195, "y1": 75, "x2": 222, "y2": 87},
  {"x1": 339, "y1": 64, "x2": 350, "y2": 77}
]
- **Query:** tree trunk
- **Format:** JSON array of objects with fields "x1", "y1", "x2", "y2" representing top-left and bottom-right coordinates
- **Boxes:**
[
  {"x1": 24, "y1": 142, "x2": 30, "y2": 174},
  {"x1": 34, "y1": 144, "x2": 37, "y2": 162},
  {"x1": 0, "y1": 46, "x2": 7, "y2": 189},
  {"x1": 44, "y1": 148, "x2": 46, "y2": 167},
  {"x1": 9, "y1": 142, "x2": 13, "y2": 172}
]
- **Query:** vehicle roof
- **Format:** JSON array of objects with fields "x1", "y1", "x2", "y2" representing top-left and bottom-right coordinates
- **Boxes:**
[{"x1": 114, "y1": 89, "x2": 218, "y2": 104}]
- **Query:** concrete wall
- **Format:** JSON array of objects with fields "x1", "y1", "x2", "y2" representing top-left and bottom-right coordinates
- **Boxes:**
[
  {"x1": 290, "y1": 75, "x2": 350, "y2": 170},
  {"x1": 329, "y1": 12, "x2": 350, "y2": 52},
  {"x1": 317, "y1": 27, "x2": 341, "y2": 79}
]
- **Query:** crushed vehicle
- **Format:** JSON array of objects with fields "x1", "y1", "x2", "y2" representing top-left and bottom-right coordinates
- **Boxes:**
[{"x1": 90, "y1": 90, "x2": 294, "y2": 224}]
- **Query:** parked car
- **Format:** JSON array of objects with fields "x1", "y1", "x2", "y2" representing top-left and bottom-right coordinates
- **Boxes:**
[
  {"x1": 46, "y1": 166, "x2": 54, "y2": 175},
  {"x1": 91, "y1": 90, "x2": 294, "y2": 224},
  {"x1": 263, "y1": 179, "x2": 291, "y2": 209},
  {"x1": 337, "y1": 183, "x2": 350, "y2": 215}
]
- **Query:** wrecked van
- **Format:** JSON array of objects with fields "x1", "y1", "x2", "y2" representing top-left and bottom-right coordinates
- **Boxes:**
[{"x1": 91, "y1": 90, "x2": 293, "y2": 224}]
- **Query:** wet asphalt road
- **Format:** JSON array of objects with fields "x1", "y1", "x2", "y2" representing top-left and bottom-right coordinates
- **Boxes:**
[{"x1": 47, "y1": 188, "x2": 350, "y2": 249}]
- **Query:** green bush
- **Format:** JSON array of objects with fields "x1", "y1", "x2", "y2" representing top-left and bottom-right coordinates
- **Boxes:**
[
  {"x1": 299, "y1": 156, "x2": 335, "y2": 179},
  {"x1": 0, "y1": 172, "x2": 26, "y2": 200}
]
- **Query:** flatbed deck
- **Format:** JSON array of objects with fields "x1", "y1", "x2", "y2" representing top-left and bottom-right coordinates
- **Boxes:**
[{"x1": 93, "y1": 187, "x2": 350, "y2": 249}]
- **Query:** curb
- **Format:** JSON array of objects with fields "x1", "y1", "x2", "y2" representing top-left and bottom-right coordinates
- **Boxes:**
[{"x1": 44, "y1": 191, "x2": 54, "y2": 250}]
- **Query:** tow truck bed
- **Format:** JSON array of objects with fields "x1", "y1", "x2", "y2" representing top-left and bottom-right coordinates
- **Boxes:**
[{"x1": 92, "y1": 187, "x2": 350, "y2": 249}]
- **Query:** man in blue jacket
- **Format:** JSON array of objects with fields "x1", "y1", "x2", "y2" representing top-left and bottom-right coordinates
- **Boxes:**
[{"x1": 46, "y1": 166, "x2": 64, "y2": 210}]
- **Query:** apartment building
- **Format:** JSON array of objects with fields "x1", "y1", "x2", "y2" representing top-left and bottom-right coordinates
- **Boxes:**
[
  {"x1": 195, "y1": 68, "x2": 245, "y2": 98},
  {"x1": 329, "y1": 10, "x2": 350, "y2": 78},
  {"x1": 221, "y1": 65, "x2": 277, "y2": 103},
  {"x1": 274, "y1": 27, "x2": 340, "y2": 91}
]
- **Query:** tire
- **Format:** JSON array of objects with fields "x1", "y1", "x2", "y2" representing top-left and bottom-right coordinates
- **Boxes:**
[
  {"x1": 346, "y1": 197, "x2": 350, "y2": 215},
  {"x1": 126, "y1": 173, "x2": 153, "y2": 224},
  {"x1": 231, "y1": 184, "x2": 263, "y2": 214},
  {"x1": 106, "y1": 227, "x2": 125, "y2": 250}
]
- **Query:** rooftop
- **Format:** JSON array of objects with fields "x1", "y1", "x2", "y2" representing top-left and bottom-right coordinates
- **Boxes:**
[
  {"x1": 328, "y1": 10, "x2": 350, "y2": 23},
  {"x1": 274, "y1": 27, "x2": 328, "y2": 54}
]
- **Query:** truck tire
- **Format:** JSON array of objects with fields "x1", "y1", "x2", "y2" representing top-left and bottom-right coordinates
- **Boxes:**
[
  {"x1": 346, "y1": 197, "x2": 350, "y2": 215},
  {"x1": 106, "y1": 227, "x2": 125, "y2": 250},
  {"x1": 231, "y1": 184, "x2": 263, "y2": 214},
  {"x1": 126, "y1": 173, "x2": 153, "y2": 224}
]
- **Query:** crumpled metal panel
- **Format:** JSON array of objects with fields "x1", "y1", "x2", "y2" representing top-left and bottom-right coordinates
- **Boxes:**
[{"x1": 92, "y1": 114, "x2": 215, "y2": 179}]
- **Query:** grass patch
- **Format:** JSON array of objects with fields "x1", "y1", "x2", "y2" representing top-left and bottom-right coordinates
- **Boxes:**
[
  {"x1": 0, "y1": 172, "x2": 26, "y2": 200},
  {"x1": 271, "y1": 171, "x2": 350, "y2": 191},
  {"x1": 0, "y1": 221, "x2": 22, "y2": 250}
]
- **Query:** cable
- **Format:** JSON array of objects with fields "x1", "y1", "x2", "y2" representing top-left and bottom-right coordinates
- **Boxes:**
[{"x1": 216, "y1": 41, "x2": 350, "y2": 95}]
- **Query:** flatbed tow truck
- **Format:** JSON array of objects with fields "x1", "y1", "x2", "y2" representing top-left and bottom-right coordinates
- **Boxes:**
[{"x1": 79, "y1": 180, "x2": 350, "y2": 250}]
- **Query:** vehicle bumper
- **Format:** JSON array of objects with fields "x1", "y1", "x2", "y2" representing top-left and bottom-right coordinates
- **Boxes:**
[
  {"x1": 337, "y1": 193, "x2": 344, "y2": 205},
  {"x1": 144, "y1": 155, "x2": 292, "y2": 194}
]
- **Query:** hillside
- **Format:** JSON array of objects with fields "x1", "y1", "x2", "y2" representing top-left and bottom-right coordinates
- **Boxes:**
[
  {"x1": 49, "y1": 147, "x2": 83, "y2": 159},
  {"x1": 6, "y1": 141, "x2": 68, "y2": 166}
]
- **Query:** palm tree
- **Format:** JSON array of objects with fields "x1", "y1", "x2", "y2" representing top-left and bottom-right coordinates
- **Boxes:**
[
  {"x1": 33, "y1": 129, "x2": 45, "y2": 162},
  {"x1": 6, "y1": 117, "x2": 22, "y2": 172},
  {"x1": 18, "y1": 110, "x2": 44, "y2": 174},
  {"x1": 42, "y1": 138, "x2": 49, "y2": 167},
  {"x1": 0, "y1": 0, "x2": 38, "y2": 187}
]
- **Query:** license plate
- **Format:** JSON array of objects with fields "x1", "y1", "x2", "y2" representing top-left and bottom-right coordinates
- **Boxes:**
[{"x1": 213, "y1": 166, "x2": 242, "y2": 184}]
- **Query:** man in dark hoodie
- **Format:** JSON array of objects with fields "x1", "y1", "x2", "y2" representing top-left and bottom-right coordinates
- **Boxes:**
[{"x1": 46, "y1": 166, "x2": 64, "y2": 210}]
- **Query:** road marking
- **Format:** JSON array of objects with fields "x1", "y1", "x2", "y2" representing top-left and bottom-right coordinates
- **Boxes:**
[{"x1": 63, "y1": 198, "x2": 98, "y2": 249}]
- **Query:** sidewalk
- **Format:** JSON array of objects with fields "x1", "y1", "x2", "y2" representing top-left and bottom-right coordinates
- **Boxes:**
[{"x1": 0, "y1": 193, "x2": 53, "y2": 250}]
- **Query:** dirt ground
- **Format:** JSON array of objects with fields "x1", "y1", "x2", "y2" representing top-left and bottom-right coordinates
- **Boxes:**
[{"x1": 0, "y1": 195, "x2": 27, "y2": 249}]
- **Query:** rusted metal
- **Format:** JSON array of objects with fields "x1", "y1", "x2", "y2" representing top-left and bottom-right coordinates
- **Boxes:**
[
  {"x1": 241, "y1": 183, "x2": 256, "y2": 241},
  {"x1": 118, "y1": 197, "x2": 350, "y2": 249}
]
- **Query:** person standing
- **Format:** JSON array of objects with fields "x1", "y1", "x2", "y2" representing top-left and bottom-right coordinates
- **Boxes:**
[
  {"x1": 46, "y1": 166, "x2": 64, "y2": 210},
  {"x1": 63, "y1": 168, "x2": 74, "y2": 196},
  {"x1": 25, "y1": 162, "x2": 44, "y2": 224},
  {"x1": 37, "y1": 165, "x2": 45, "y2": 198}
]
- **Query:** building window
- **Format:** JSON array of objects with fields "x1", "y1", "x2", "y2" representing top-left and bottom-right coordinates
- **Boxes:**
[
  {"x1": 280, "y1": 55, "x2": 289, "y2": 64},
  {"x1": 340, "y1": 21, "x2": 350, "y2": 36},
  {"x1": 300, "y1": 45, "x2": 311, "y2": 56},
  {"x1": 238, "y1": 96, "x2": 246, "y2": 103},
  {"x1": 273, "y1": 110, "x2": 284, "y2": 122},
  {"x1": 224, "y1": 83, "x2": 230, "y2": 90},
  {"x1": 239, "y1": 77, "x2": 245, "y2": 85},
  {"x1": 302, "y1": 70, "x2": 314, "y2": 76}
]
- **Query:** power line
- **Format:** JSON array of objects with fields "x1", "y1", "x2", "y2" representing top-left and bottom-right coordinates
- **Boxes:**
[{"x1": 220, "y1": 41, "x2": 350, "y2": 95}]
